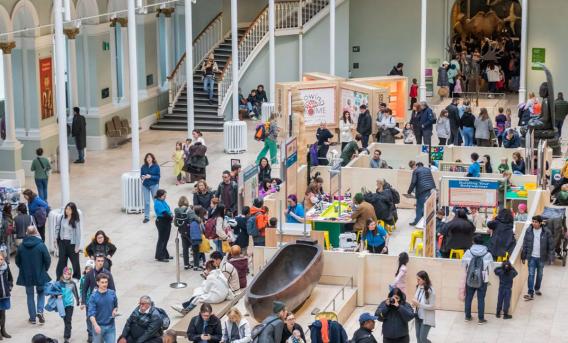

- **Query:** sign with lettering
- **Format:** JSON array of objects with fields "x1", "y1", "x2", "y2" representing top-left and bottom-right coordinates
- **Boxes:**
[{"x1": 301, "y1": 87, "x2": 336, "y2": 127}]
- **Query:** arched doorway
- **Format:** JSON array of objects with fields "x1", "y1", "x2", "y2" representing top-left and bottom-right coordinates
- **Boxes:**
[{"x1": 449, "y1": 0, "x2": 521, "y2": 95}]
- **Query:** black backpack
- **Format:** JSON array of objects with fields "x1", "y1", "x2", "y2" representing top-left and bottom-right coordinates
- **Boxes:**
[
  {"x1": 153, "y1": 307, "x2": 171, "y2": 331},
  {"x1": 466, "y1": 252, "x2": 487, "y2": 289}
]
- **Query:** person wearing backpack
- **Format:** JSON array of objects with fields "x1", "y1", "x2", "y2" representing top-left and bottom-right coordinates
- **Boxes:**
[
  {"x1": 205, "y1": 205, "x2": 228, "y2": 253},
  {"x1": 255, "y1": 113, "x2": 279, "y2": 165},
  {"x1": 118, "y1": 295, "x2": 164, "y2": 343},
  {"x1": 521, "y1": 215, "x2": 554, "y2": 301},
  {"x1": 23, "y1": 189, "x2": 50, "y2": 242},
  {"x1": 247, "y1": 199, "x2": 269, "y2": 247},
  {"x1": 462, "y1": 234, "x2": 493, "y2": 324},
  {"x1": 31, "y1": 148, "x2": 51, "y2": 202},
  {"x1": 174, "y1": 196, "x2": 200, "y2": 270},
  {"x1": 255, "y1": 301, "x2": 286, "y2": 343},
  {"x1": 350, "y1": 312, "x2": 378, "y2": 343}
]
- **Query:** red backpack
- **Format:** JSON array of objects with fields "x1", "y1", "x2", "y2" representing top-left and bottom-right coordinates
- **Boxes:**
[{"x1": 204, "y1": 217, "x2": 218, "y2": 239}]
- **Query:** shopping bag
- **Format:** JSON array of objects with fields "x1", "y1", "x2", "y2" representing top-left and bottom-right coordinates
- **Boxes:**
[
  {"x1": 222, "y1": 240, "x2": 231, "y2": 253},
  {"x1": 199, "y1": 235, "x2": 211, "y2": 253}
]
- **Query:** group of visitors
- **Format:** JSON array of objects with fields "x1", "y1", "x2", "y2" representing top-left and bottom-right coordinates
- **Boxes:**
[{"x1": 239, "y1": 84, "x2": 268, "y2": 119}]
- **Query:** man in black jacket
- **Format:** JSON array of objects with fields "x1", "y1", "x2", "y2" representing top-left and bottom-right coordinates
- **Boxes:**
[
  {"x1": 407, "y1": 161, "x2": 436, "y2": 225},
  {"x1": 351, "y1": 313, "x2": 378, "y2": 343},
  {"x1": 521, "y1": 215, "x2": 554, "y2": 301},
  {"x1": 216, "y1": 171, "x2": 238, "y2": 213},
  {"x1": 186, "y1": 303, "x2": 222, "y2": 343},
  {"x1": 356, "y1": 105, "x2": 372, "y2": 149},
  {"x1": 446, "y1": 98, "x2": 461, "y2": 145},
  {"x1": 71, "y1": 107, "x2": 87, "y2": 163},
  {"x1": 388, "y1": 63, "x2": 404, "y2": 76},
  {"x1": 118, "y1": 296, "x2": 162, "y2": 343}
]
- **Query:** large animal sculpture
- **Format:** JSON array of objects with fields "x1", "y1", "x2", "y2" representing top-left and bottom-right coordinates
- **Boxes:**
[{"x1": 454, "y1": 9, "x2": 504, "y2": 40}]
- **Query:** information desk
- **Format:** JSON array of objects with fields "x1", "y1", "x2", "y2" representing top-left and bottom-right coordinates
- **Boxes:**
[{"x1": 306, "y1": 201, "x2": 354, "y2": 247}]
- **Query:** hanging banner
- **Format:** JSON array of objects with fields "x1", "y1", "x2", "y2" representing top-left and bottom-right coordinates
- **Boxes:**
[
  {"x1": 39, "y1": 57, "x2": 54, "y2": 120},
  {"x1": 423, "y1": 191, "x2": 437, "y2": 257},
  {"x1": 341, "y1": 89, "x2": 369, "y2": 124},
  {"x1": 301, "y1": 87, "x2": 336, "y2": 127},
  {"x1": 448, "y1": 179, "x2": 499, "y2": 208}
]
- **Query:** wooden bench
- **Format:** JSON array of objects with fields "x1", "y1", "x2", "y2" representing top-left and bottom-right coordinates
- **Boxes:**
[{"x1": 171, "y1": 289, "x2": 246, "y2": 337}]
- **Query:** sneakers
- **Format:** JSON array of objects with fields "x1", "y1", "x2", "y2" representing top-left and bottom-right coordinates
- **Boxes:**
[
  {"x1": 143, "y1": 218, "x2": 150, "y2": 224},
  {"x1": 28, "y1": 319, "x2": 36, "y2": 325},
  {"x1": 184, "y1": 265, "x2": 190, "y2": 270},
  {"x1": 496, "y1": 313, "x2": 501, "y2": 318},
  {"x1": 464, "y1": 316, "x2": 472, "y2": 322},
  {"x1": 524, "y1": 294, "x2": 534, "y2": 301},
  {"x1": 171, "y1": 305, "x2": 185, "y2": 314},
  {"x1": 535, "y1": 291, "x2": 542, "y2": 296},
  {"x1": 37, "y1": 313, "x2": 45, "y2": 324},
  {"x1": 478, "y1": 319, "x2": 487, "y2": 325},
  {"x1": 503, "y1": 314, "x2": 513, "y2": 319}
]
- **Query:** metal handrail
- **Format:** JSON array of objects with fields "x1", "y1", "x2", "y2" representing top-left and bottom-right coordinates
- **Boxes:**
[{"x1": 320, "y1": 275, "x2": 354, "y2": 313}]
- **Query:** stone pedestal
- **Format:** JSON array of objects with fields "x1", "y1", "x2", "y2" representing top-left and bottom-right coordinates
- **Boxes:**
[{"x1": 0, "y1": 141, "x2": 25, "y2": 185}]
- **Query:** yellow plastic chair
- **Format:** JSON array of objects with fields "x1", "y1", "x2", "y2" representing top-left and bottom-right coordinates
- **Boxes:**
[
  {"x1": 409, "y1": 229, "x2": 424, "y2": 251},
  {"x1": 497, "y1": 252, "x2": 510, "y2": 262},
  {"x1": 449, "y1": 249, "x2": 465, "y2": 260},
  {"x1": 323, "y1": 231, "x2": 331, "y2": 250},
  {"x1": 415, "y1": 242, "x2": 423, "y2": 256}
]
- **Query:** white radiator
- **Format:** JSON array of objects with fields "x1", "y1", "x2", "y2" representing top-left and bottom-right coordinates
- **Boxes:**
[
  {"x1": 47, "y1": 207, "x2": 84, "y2": 256},
  {"x1": 261, "y1": 102, "x2": 275, "y2": 122},
  {"x1": 224, "y1": 120, "x2": 248, "y2": 153},
  {"x1": 121, "y1": 171, "x2": 144, "y2": 214}
]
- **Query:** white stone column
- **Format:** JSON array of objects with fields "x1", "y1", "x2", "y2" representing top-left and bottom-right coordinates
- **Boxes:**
[
  {"x1": 231, "y1": 0, "x2": 239, "y2": 121},
  {"x1": 64, "y1": 28, "x2": 80, "y2": 110},
  {"x1": 183, "y1": 2, "x2": 194, "y2": 135},
  {"x1": 0, "y1": 42, "x2": 17, "y2": 143},
  {"x1": 269, "y1": 0, "x2": 275, "y2": 101},
  {"x1": 128, "y1": 0, "x2": 140, "y2": 171},
  {"x1": 329, "y1": 0, "x2": 335, "y2": 75},
  {"x1": 518, "y1": 0, "x2": 528, "y2": 104},
  {"x1": 163, "y1": 8, "x2": 175, "y2": 76},
  {"x1": 419, "y1": 0, "x2": 427, "y2": 102}
]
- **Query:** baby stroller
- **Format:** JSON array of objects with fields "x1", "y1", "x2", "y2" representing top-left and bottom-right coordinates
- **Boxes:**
[{"x1": 541, "y1": 206, "x2": 568, "y2": 266}]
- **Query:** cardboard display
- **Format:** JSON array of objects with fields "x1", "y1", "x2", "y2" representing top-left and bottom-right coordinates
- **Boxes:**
[{"x1": 423, "y1": 191, "x2": 437, "y2": 258}]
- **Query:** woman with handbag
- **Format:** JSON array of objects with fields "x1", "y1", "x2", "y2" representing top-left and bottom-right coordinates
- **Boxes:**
[
  {"x1": 30, "y1": 148, "x2": 51, "y2": 202},
  {"x1": 54, "y1": 202, "x2": 82, "y2": 280},
  {"x1": 154, "y1": 189, "x2": 173, "y2": 262}
]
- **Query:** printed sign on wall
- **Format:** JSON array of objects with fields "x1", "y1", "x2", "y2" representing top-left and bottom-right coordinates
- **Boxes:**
[
  {"x1": 39, "y1": 57, "x2": 54, "y2": 120},
  {"x1": 448, "y1": 179, "x2": 499, "y2": 208},
  {"x1": 341, "y1": 89, "x2": 369, "y2": 124},
  {"x1": 301, "y1": 87, "x2": 336, "y2": 127}
]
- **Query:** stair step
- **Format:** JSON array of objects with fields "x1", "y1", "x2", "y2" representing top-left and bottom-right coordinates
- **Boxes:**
[{"x1": 173, "y1": 108, "x2": 218, "y2": 114}]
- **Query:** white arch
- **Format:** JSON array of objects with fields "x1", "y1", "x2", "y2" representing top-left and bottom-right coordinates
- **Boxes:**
[
  {"x1": 76, "y1": 0, "x2": 100, "y2": 24},
  {"x1": 11, "y1": 0, "x2": 40, "y2": 37},
  {"x1": 0, "y1": 5, "x2": 13, "y2": 41}
]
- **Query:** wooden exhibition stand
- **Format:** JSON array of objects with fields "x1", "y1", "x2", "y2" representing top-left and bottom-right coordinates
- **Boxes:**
[{"x1": 352, "y1": 76, "x2": 409, "y2": 122}]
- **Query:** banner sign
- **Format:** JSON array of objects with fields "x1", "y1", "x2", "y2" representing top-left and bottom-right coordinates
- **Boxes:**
[
  {"x1": 39, "y1": 57, "x2": 54, "y2": 120},
  {"x1": 285, "y1": 137, "x2": 298, "y2": 169},
  {"x1": 448, "y1": 179, "x2": 499, "y2": 208},
  {"x1": 301, "y1": 87, "x2": 336, "y2": 127},
  {"x1": 341, "y1": 89, "x2": 369, "y2": 124},
  {"x1": 423, "y1": 191, "x2": 437, "y2": 257}
]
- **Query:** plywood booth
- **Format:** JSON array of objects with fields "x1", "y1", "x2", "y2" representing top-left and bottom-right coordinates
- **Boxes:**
[{"x1": 351, "y1": 76, "x2": 409, "y2": 123}]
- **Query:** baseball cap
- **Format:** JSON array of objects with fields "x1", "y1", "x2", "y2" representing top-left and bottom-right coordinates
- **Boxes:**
[{"x1": 359, "y1": 312, "x2": 377, "y2": 323}]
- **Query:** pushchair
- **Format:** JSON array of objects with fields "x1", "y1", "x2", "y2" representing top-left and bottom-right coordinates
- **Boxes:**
[{"x1": 541, "y1": 206, "x2": 568, "y2": 266}]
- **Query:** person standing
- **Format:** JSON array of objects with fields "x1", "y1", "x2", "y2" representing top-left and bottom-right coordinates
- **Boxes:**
[
  {"x1": 446, "y1": 98, "x2": 461, "y2": 145},
  {"x1": 410, "y1": 271, "x2": 435, "y2": 343},
  {"x1": 258, "y1": 301, "x2": 286, "y2": 343},
  {"x1": 118, "y1": 295, "x2": 163, "y2": 343},
  {"x1": 216, "y1": 171, "x2": 238, "y2": 214},
  {"x1": 54, "y1": 202, "x2": 83, "y2": 280},
  {"x1": 555, "y1": 92, "x2": 568, "y2": 138},
  {"x1": 88, "y1": 273, "x2": 118, "y2": 343},
  {"x1": 459, "y1": 107, "x2": 476, "y2": 147},
  {"x1": 141, "y1": 153, "x2": 161, "y2": 224},
  {"x1": 521, "y1": 215, "x2": 554, "y2": 301},
  {"x1": 375, "y1": 287, "x2": 415, "y2": 343},
  {"x1": 201, "y1": 53, "x2": 219, "y2": 104},
  {"x1": 0, "y1": 254, "x2": 12, "y2": 339},
  {"x1": 85, "y1": 230, "x2": 117, "y2": 271},
  {"x1": 71, "y1": 107, "x2": 87, "y2": 164},
  {"x1": 410, "y1": 103, "x2": 423, "y2": 144},
  {"x1": 15, "y1": 226, "x2": 51, "y2": 325},
  {"x1": 23, "y1": 189, "x2": 49, "y2": 242},
  {"x1": 467, "y1": 153, "x2": 481, "y2": 178},
  {"x1": 462, "y1": 235, "x2": 493, "y2": 324},
  {"x1": 193, "y1": 180, "x2": 214, "y2": 212},
  {"x1": 256, "y1": 113, "x2": 279, "y2": 165},
  {"x1": 494, "y1": 260, "x2": 517, "y2": 319},
  {"x1": 407, "y1": 161, "x2": 436, "y2": 225},
  {"x1": 437, "y1": 62, "x2": 449, "y2": 100},
  {"x1": 58, "y1": 267, "x2": 80, "y2": 343},
  {"x1": 316, "y1": 122, "x2": 334, "y2": 166},
  {"x1": 339, "y1": 111, "x2": 354, "y2": 151},
  {"x1": 409, "y1": 78, "x2": 418, "y2": 110},
  {"x1": 356, "y1": 105, "x2": 372, "y2": 149},
  {"x1": 436, "y1": 109, "x2": 451, "y2": 145},
  {"x1": 154, "y1": 189, "x2": 173, "y2": 262},
  {"x1": 350, "y1": 312, "x2": 378, "y2": 343},
  {"x1": 14, "y1": 203, "x2": 32, "y2": 246},
  {"x1": 31, "y1": 148, "x2": 51, "y2": 201},
  {"x1": 418, "y1": 102, "x2": 436, "y2": 145},
  {"x1": 474, "y1": 108, "x2": 494, "y2": 147}
]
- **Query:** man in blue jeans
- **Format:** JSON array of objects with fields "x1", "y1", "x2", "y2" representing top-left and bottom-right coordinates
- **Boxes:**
[
  {"x1": 88, "y1": 273, "x2": 118, "y2": 343},
  {"x1": 462, "y1": 235, "x2": 494, "y2": 324},
  {"x1": 407, "y1": 161, "x2": 436, "y2": 225},
  {"x1": 15, "y1": 226, "x2": 51, "y2": 324},
  {"x1": 521, "y1": 215, "x2": 554, "y2": 301}
]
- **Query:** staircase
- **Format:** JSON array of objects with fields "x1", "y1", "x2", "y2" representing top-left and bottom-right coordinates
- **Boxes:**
[{"x1": 150, "y1": 29, "x2": 246, "y2": 132}]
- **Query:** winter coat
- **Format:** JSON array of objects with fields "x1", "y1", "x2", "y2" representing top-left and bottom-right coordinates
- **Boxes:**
[
  {"x1": 140, "y1": 163, "x2": 160, "y2": 189},
  {"x1": 258, "y1": 166, "x2": 272, "y2": 183},
  {"x1": 308, "y1": 320, "x2": 348, "y2": 343},
  {"x1": 418, "y1": 107, "x2": 436, "y2": 131},
  {"x1": 216, "y1": 181, "x2": 238, "y2": 213},
  {"x1": 85, "y1": 241, "x2": 117, "y2": 259},
  {"x1": 121, "y1": 305, "x2": 163, "y2": 342},
  {"x1": 193, "y1": 190, "x2": 214, "y2": 211},
  {"x1": 187, "y1": 314, "x2": 222, "y2": 343},
  {"x1": 487, "y1": 214, "x2": 516, "y2": 259},
  {"x1": 81, "y1": 268, "x2": 116, "y2": 305},
  {"x1": 258, "y1": 314, "x2": 284, "y2": 343},
  {"x1": 503, "y1": 132, "x2": 521, "y2": 148},
  {"x1": 474, "y1": 117, "x2": 493, "y2": 140},
  {"x1": 389, "y1": 66, "x2": 403, "y2": 76},
  {"x1": 228, "y1": 256, "x2": 248, "y2": 289},
  {"x1": 222, "y1": 317, "x2": 252, "y2": 343},
  {"x1": 351, "y1": 201, "x2": 376, "y2": 231},
  {"x1": 71, "y1": 113, "x2": 87, "y2": 149},
  {"x1": 440, "y1": 217, "x2": 475, "y2": 253},
  {"x1": 189, "y1": 143, "x2": 209, "y2": 169},
  {"x1": 460, "y1": 112, "x2": 476, "y2": 128},
  {"x1": 436, "y1": 116, "x2": 451, "y2": 139},
  {"x1": 350, "y1": 327, "x2": 377, "y2": 343},
  {"x1": 28, "y1": 196, "x2": 49, "y2": 222},
  {"x1": 220, "y1": 256, "x2": 241, "y2": 291},
  {"x1": 462, "y1": 244, "x2": 493, "y2": 283},
  {"x1": 0, "y1": 264, "x2": 13, "y2": 298},
  {"x1": 375, "y1": 291, "x2": 415, "y2": 339},
  {"x1": 521, "y1": 226, "x2": 554, "y2": 262},
  {"x1": 193, "y1": 269, "x2": 231, "y2": 304},
  {"x1": 356, "y1": 110, "x2": 372, "y2": 136},
  {"x1": 234, "y1": 215, "x2": 249, "y2": 248},
  {"x1": 437, "y1": 66, "x2": 448, "y2": 87},
  {"x1": 15, "y1": 236, "x2": 51, "y2": 287},
  {"x1": 363, "y1": 192, "x2": 393, "y2": 223},
  {"x1": 408, "y1": 167, "x2": 436, "y2": 196},
  {"x1": 494, "y1": 265, "x2": 518, "y2": 289},
  {"x1": 14, "y1": 213, "x2": 32, "y2": 239}
]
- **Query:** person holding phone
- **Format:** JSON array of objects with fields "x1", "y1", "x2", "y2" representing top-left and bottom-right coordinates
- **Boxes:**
[{"x1": 187, "y1": 303, "x2": 222, "y2": 343}]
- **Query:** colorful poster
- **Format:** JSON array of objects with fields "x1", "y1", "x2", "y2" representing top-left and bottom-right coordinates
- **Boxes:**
[
  {"x1": 341, "y1": 89, "x2": 369, "y2": 124},
  {"x1": 425, "y1": 68, "x2": 434, "y2": 97},
  {"x1": 300, "y1": 87, "x2": 336, "y2": 127},
  {"x1": 448, "y1": 179, "x2": 499, "y2": 208},
  {"x1": 285, "y1": 137, "x2": 298, "y2": 168},
  {"x1": 421, "y1": 145, "x2": 444, "y2": 161},
  {"x1": 39, "y1": 57, "x2": 54, "y2": 120},
  {"x1": 423, "y1": 191, "x2": 437, "y2": 258}
]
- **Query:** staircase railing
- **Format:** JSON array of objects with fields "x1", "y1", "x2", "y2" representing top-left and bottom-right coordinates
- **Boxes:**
[{"x1": 167, "y1": 13, "x2": 223, "y2": 112}]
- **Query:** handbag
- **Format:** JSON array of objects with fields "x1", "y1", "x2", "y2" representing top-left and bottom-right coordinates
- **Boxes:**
[
  {"x1": 438, "y1": 86, "x2": 449, "y2": 97},
  {"x1": 199, "y1": 234, "x2": 211, "y2": 253},
  {"x1": 222, "y1": 240, "x2": 231, "y2": 253}
]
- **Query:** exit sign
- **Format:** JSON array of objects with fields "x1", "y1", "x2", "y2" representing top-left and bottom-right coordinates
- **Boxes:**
[{"x1": 102, "y1": 41, "x2": 110, "y2": 51}]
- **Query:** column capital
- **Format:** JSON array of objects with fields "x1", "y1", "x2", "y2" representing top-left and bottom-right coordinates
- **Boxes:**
[
  {"x1": 63, "y1": 28, "x2": 80, "y2": 40},
  {"x1": 0, "y1": 41, "x2": 16, "y2": 54},
  {"x1": 110, "y1": 17, "x2": 128, "y2": 27},
  {"x1": 156, "y1": 7, "x2": 175, "y2": 18}
]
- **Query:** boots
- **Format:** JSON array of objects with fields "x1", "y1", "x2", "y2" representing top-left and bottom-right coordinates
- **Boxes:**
[{"x1": 0, "y1": 310, "x2": 10, "y2": 338}]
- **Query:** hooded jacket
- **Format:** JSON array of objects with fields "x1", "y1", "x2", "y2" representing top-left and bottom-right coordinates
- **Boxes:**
[
  {"x1": 375, "y1": 290, "x2": 415, "y2": 339},
  {"x1": 363, "y1": 192, "x2": 393, "y2": 224},
  {"x1": 15, "y1": 236, "x2": 51, "y2": 287},
  {"x1": 194, "y1": 269, "x2": 231, "y2": 304},
  {"x1": 440, "y1": 216, "x2": 475, "y2": 253},
  {"x1": 487, "y1": 213, "x2": 516, "y2": 259},
  {"x1": 462, "y1": 244, "x2": 494, "y2": 283},
  {"x1": 121, "y1": 305, "x2": 163, "y2": 343}
]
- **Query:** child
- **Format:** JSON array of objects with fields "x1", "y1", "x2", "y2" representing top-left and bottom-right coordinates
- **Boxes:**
[
  {"x1": 495, "y1": 107, "x2": 507, "y2": 147},
  {"x1": 498, "y1": 158, "x2": 510, "y2": 174},
  {"x1": 0, "y1": 254, "x2": 12, "y2": 339},
  {"x1": 287, "y1": 329, "x2": 305, "y2": 343},
  {"x1": 59, "y1": 267, "x2": 79, "y2": 343},
  {"x1": 390, "y1": 252, "x2": 409, "y2": 295},
  {"x1": 403, "y1": 123, "x2": 415, "y2": 144},
  {"x1": 172, "y1": 141, "x2": 185, "y2": 185},
  {"x1": 494, "y1": 260, "x2": 517, "y2": 319},
  {"x1": 453, "y1": 74, "x2": 463, "y2": 97},
  {"x1": 409, "y1": 78, "x2": 418, "y2": 110},
  {"x1": 515, "y1": 203, "x2": 528, "y2": 222},
  {"x1": 80, "y1": 260, "x2": 94, "y2": 342}
]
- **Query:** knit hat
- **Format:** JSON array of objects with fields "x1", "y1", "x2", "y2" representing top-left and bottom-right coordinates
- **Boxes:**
[
  {"x1": 273, "y1": 301, "x2": 286, "y2": 314},
  {"x1": 85, "y1": 259, "x2": 95, "y2": 269}
]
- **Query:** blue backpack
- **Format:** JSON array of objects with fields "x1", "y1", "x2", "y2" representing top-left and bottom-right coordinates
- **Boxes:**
[{"x1": 309, "y1": 143, "x2": 319, "y2": 166}]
